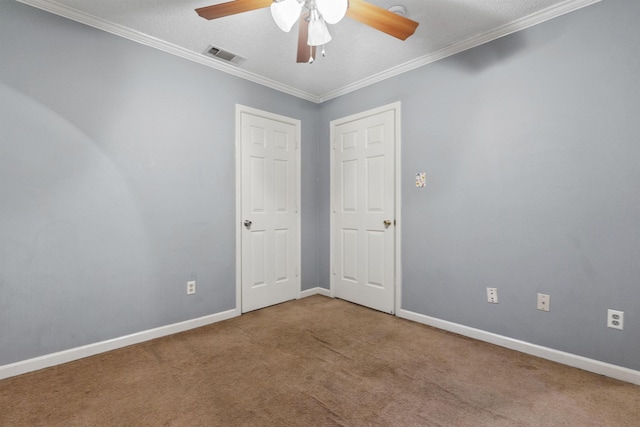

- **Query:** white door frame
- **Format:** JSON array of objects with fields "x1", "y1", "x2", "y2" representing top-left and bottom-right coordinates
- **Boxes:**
[
  {"x1": 235, "y1": 104, "x2": 301, "y2": 314},
  {"x1": 329, "y1": 101, "x2": 403, "y2": 315}
]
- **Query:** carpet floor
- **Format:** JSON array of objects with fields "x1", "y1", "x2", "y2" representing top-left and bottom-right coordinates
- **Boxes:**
[{"x1": 1, "y1": 295, "x2": 639, "y2": 426}]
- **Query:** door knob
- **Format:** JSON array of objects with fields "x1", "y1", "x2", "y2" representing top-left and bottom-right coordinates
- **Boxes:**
[
  {"x1": 383, "y1": 220, "x2": 392, "y2": 227},
  {"x1": 244, "y1": 220, "x2": 252, "y2": 228}
]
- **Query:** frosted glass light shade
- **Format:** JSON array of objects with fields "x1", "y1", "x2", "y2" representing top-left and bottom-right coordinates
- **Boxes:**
[
  {"x1": 307, "y1": 18, "x2": 332, "y2": 46},
  {"x1": 270, "y1": 0, "x2": 302, "y2": 32},
  {"x1": 315, "y1": 0, "x2": 347, "y2": 24}
]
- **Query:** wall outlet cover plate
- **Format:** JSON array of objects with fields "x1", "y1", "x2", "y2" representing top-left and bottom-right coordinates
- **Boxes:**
[
  {"x1": 537, "y1": 293, "x2": 550, "y2": 311},
  {"x1": 487, "y1": 287, "x2": 498, "y2": 304},
  {"x1": 607, "y1": 309, "x2": 624, "y2": 330}
]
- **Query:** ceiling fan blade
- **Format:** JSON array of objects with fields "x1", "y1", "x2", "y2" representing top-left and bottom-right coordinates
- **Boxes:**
[
  {"x1": 196, "y1": 0, "x2": 272, "y2": 20},
  {"x1": 346, "y1": 0, "x2": 419, "y2": 41},
  {"x1": 297, "y1": 12, "x2": 316, "y2": 63}
]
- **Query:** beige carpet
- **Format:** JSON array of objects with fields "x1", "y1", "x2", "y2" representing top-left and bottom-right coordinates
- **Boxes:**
[{"x1": 1, "y1": 295, "x2": 639, "y2": 426}]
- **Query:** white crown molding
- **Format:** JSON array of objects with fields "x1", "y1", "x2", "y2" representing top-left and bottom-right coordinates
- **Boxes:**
[
  {"x1": 18, "y1": 0, "x2": 599, "y2": 104},
  {"x1": 0, "y1": 308, "x2": 239, "y2": 380},
  {"x1": 398, "y1": 308, "x2": 640, "y2": 386},
  {"x1": 16, "y1": 0, "x2": 322, "y2": 103},
  {"x1": 319, "y1": 0, "x2": 601, "y2": 102}
]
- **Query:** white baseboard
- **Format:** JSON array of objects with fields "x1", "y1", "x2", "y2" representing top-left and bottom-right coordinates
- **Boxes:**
[
  {"x1": 299, "y1": 287, "x2": 332, "y2": 299},
  {"x1": 5, "y1": 302, "x2": 636, "y2": 387},
  {"x1": 0, "y1": 308, "x2": 239, "y2": 381},
  {"x1": 1, "y1": 289, "x2": 330, "y2": 381},
  {"x1": 398, "y1": 309, "x2": 640, "y2": 386}
]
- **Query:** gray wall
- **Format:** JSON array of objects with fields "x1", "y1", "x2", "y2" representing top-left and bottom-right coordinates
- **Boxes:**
[
  {"x1": 0, "y1": 0, "x2": 320, "y2": 365},
  {"x1": 2, "y1": 0, "x2": 639, "y2": 373},
  {"x1": 320, "y1": 0, "x2": 639, "y2": 371}
]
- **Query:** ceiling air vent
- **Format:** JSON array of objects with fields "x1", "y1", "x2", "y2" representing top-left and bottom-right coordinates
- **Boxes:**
[{"x1": 204, "y1": 45, "x2": 246, "y2": 66}]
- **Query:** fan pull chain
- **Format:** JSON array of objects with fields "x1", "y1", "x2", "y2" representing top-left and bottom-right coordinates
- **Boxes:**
[
  {"x1": 308, "y1": 45, "x2": 314, "y2": 63},
  {"x1": 321, "y1": 45, "x2": 326, "y2": 57}
]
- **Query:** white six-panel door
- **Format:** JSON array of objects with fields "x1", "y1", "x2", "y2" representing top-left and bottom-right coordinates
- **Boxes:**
[
  {"x1": 331, "y1": 103, "x2": 400, "y2": 314},
  {"x1": 237, "y1": 106, "x2": 300, "y2": 313}
]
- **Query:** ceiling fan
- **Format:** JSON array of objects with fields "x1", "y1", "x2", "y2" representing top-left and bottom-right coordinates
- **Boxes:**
[{"x1": 196, "y1": 0, "x2": 419, "y2": 63}]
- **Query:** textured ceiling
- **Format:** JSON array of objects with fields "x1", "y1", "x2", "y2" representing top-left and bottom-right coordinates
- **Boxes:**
[{"x1": 18, "y1": 0, "x2": 599, "y2": 102}]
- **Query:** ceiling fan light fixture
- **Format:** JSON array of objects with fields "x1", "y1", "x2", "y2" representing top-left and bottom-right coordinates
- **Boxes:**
[
  {"x1": 270, "y1": 0, "x2": 302, "y2": 32},
  {"x1": 307, "y1": 16, "x2": 332, "y2": 46},
  {"x1": 387, "y1": 5, "x2": 408, "y2": 17},
  {"x1": 315, "y1": 0, "x2": 348, "y2": 24}
]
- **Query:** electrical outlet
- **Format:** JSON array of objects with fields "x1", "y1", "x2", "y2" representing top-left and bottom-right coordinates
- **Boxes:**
[
  {"x1": 187, "y1": 280, "x2": 196, "y2": 295},
  {"x1": 607, "y1": 309, "x2": 624, "y2": 330},
  {"x1": 487, "y1": 288, "x2": 498, "y2": 304},
  {"x1": 537, "y1": 293, "x2": 550, "y2": 312}
]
